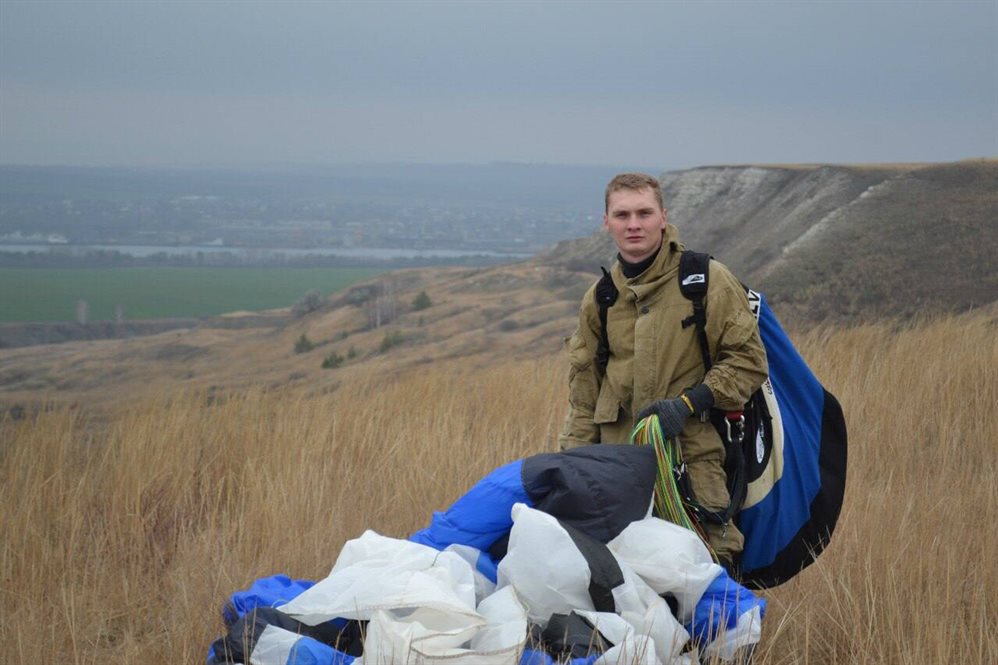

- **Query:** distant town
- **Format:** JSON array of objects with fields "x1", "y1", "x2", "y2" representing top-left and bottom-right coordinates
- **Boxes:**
[{"x1": 0, "y1": 163, "x2": 627, "y2": 267}]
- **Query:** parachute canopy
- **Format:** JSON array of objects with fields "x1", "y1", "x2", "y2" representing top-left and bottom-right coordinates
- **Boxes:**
[{"x1": 208, "y1": 445, "x2": 767, "y2": 665}]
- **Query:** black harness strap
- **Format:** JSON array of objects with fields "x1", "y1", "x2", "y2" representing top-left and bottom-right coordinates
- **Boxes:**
[
  {"x1": 678, "y1": 250, "x2": 745, "y2": 527},
  {"x1": 594, "y1": 267, "x2": 618, "y2": 375},
  {"x1": 679, "y1": 251, "x2": 712, "y2": 373}
]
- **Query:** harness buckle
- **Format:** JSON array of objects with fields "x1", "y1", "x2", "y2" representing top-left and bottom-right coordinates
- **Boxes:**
[{"x1": 725, "y1": 413, "x2": 746, "y2": 446}]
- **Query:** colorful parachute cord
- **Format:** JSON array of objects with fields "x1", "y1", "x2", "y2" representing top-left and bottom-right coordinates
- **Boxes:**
[{"x1": 631, "y1": 415, "x2": 718, "y2": 561}]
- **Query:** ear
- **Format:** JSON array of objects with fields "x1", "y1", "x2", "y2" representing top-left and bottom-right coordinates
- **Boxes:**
[
  {"x1": 662, "y1": 208, "x2": 669, "y2": 229},
  {"x1": 602, "y1": 213, "x2": 610, "y2": 231}
]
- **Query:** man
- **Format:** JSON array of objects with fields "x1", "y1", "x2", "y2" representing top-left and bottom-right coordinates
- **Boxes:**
[{"x1": 558, "y1": 173, "x2": 768, "y2": 568}]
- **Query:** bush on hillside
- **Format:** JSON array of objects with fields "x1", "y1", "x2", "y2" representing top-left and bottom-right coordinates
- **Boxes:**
[
  {"x1": 412, "y1": 291, "x2": 432, "y2": 311},
  {"x1": 321, "y1": 351, "x2": 344, "y2": 369},
  {"x1": 379, "y1": 330, "x2": 405, "y2": 353},
  {"x1": 294, "y1": 333, "x2": 315, "y2": 354}
]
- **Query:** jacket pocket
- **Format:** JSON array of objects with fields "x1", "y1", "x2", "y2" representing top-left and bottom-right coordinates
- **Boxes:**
[
  {"x1": 565, "y1": 332, "x2": 598, "y2": 412},
  {"x1": 566, "y1": 332, "x2": 592, "y2": 373},
  {"x1": 593, "y1": 382, "x2": 622, "y2": 425}
]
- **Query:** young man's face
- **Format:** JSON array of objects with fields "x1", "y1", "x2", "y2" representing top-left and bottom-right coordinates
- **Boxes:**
[{"x1": 603, "y1": 187, "x2": 668, "y2": 263}]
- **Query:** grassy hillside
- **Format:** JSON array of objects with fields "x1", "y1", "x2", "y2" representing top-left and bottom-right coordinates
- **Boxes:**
[
  {"x1": 0, "y1": 262, "x2": 588, "y2": 410},
  {"x1": 3, "y1": 158, "x2": 994, "y2": 410},
  {"x1": 761, "y1": 159, "x2": 998, "y2": 321},
  {"x1": 2, "y1": 312, "x2": 996, "y2": 663}
]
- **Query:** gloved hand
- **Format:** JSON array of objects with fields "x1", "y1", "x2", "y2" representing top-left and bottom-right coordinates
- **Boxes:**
[
  {"x1": 636, "y1": 384, "x2": 714, "y2": 440},
  {"x1": 636, "y1": 397, "x2": 692, "y2": 440}
]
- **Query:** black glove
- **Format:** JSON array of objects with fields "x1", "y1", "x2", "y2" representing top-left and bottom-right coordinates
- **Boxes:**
[{"x1": 636, "y1": 384, "x2": 715, "y2": 440}]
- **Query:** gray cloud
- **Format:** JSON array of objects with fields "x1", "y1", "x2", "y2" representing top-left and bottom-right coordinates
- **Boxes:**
[{"x1": 2, "y1": 0, "x2": 995, "y2": 167}]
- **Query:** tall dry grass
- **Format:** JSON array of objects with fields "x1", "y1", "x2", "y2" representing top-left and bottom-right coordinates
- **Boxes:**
[{"x1": 1, "y1": 313, "x2": 996, "y2": 663}]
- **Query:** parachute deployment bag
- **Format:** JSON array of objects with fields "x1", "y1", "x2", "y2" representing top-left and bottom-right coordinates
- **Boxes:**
[
  {"x1": 594, "y1": 253, "x2": 848, "y2": 588},
  {"x1": 677, "y1": 251, "x2": 848, "y2": 589}
]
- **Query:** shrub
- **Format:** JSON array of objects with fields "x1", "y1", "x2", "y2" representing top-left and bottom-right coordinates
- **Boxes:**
[
  {"x1": 411, "y1": 291, "x2": 432, "y2": 311},
  {"x1": 321, "y1": 351, "x2": 344, "y2": 369},
  {"x1": 294, "y1": 333, "x2": 315, "y2": 354},
  {"x1": 379, "y1": 330, "x2": 405, "y2": 353}
]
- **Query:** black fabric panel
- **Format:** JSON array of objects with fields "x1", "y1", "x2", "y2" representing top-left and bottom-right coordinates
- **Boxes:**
[
  {"x1": 559, "y1": 520, "x2": 625, "y2": 613},
  {"x1": 741, "y1": 388, "x2": 773, "y2": 484},
  {"x1": 539, "y1": 612, "x2": 611, "y2": 659},
  {"x1": 205, "y1": 638, "x2": 227, "y2": 665},
  {"x1": 742, "y1": 389, "x2": 848, "y2": 589},
  {"x1": 521, "y1": 444, "x2": 657, "y2": 544},
  {"x1": 488, "y1": 531, "x2": 511, "y2": 561},
  {"x1": 213, "y1": 606, "x2": 365, "y2": 662}
]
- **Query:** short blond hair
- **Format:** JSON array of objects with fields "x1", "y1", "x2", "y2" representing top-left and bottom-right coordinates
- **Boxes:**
[{"x1": 604, "y1": 173, "x2": 664, "y2": 212}]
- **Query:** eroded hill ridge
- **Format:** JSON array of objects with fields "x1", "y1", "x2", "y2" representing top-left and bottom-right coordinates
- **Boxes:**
[{"x1": 544, "y1": 159, "x2": 997, "y2": 320}]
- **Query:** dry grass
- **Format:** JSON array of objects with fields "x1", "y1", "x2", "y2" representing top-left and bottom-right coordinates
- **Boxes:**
[{"x1": 1, "y1": 313, "x2": 996, "y2": 663}]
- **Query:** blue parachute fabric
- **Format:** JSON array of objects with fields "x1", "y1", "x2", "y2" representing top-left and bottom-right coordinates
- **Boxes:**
[
  {"x1": 224, "y1": 574, "x2": 316, "y2": 625},
  {"x1": 738, "y1": 294, "x2": 825, "y2": 574},
  {"x1": 282, "y1": 637, "x2": 354, "y2": 665},
  {"x1": 519, "y1": 650, "x2": 556, "y2": 665},
  {"x1": 519, "y1": 651, "x2": 598, "y2": 665},
  {"x1": 410, "y1": 458, "x2": 531, "y2": 552},
  {"x1": 475, "y1": 547, "x2": 500, "y2": 581},
  {"x1": 209, "y1": 579, "x2": 358, "y2": 665},
  {"x1": 409, "y1": 458, "x2": 531, "y2": 580},
  {"x1": 408, "y1": 446, "x2": 657, "y2": 583},
  {"x1": 689, "y1": 568, "x2": 767, "y2": 646}
]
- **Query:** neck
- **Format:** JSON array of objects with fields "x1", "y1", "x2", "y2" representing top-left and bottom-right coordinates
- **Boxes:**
[{"x1": 619, "y1": 246, "x2": 660, "y2": 278}]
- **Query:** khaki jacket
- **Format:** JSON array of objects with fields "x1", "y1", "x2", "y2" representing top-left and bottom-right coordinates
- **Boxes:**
[{"x1": 558, "y1": 225, "x2": 768, "y2": 468}]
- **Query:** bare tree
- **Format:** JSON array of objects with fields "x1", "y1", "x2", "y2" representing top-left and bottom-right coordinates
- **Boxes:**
[
  {"x1": 292, "y1": 289, "x2": 325, "y2": 318},
  {"x1": 367, "y1": 279, "x2": 398, "y2": 329}
]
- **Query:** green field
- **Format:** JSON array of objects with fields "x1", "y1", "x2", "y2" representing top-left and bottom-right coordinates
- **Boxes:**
[{"x1": 0, "y1": 267, "x2": 384, "y2": 322}]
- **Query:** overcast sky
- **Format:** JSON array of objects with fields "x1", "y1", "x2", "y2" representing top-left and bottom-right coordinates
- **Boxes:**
[{"x1": 1, "y1": 0, "x2": 995, "y2": 170}]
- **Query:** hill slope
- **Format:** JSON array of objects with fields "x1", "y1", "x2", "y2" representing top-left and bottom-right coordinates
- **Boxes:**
[
  {"x1": 542, "y1": 159, "x2": 997, "y2": 320},
  {"x1": 1, "y1": 159, "x2": 994, "y2": 410}
]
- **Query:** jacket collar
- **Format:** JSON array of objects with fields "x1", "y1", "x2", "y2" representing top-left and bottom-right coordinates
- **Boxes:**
[{"x1": 611, "y1": 224, "x2": 685, "y2": 299}]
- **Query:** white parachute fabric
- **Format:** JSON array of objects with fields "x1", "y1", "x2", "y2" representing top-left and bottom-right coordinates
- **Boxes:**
[
  {"x1": 571, "y1": 611, "x2": 697, "y2": 665},
  {"x1": 362, "y1": 587, "x2": 526, "y2": 665},
  {"x1": 279, "y1": 530, "x2": 480, "y2": 626},
  {"x1": 444, "y1": 542, "x2": 498, "y2": 604},
  {"x1": 278, "y1": 530, "x2": 526, "y2": 664},
  {"x1": 496, "y1": 503, "x2": 595, "y2": 621},
  {"x1": 607, "y1": 517, "x2": 723, "y2": 624},
  {"x1": 700, "y1": 605, "x2": 763, "y2": 662},
  {"x1": 497, "y1": 504, "x2": 690, "y2": 664},
  {"x1": 247, "y1": 625, "x2": 303, "y2": 665},
  {"x1": 262, "y1": 508, "x2": 758, "y2": 664}
]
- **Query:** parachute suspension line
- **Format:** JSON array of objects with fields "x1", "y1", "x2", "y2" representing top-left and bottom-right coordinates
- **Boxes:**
[{"x1": 631, "y1": 416, "x2": 718, "y2": 562}]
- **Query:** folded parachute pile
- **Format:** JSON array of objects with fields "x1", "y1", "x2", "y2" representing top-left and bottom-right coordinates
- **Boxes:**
[{"x1": 207, "y1": 445, "x2": 765, "y2": 665}]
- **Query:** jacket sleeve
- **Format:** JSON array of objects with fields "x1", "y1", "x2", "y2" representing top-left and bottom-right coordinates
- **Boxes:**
[
  {"x1": 701, "y1": 262, "x2": 768, "y2": 411},
  {"x1": 557, "y1": 289, "x2": 603, "y2": 449}
]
